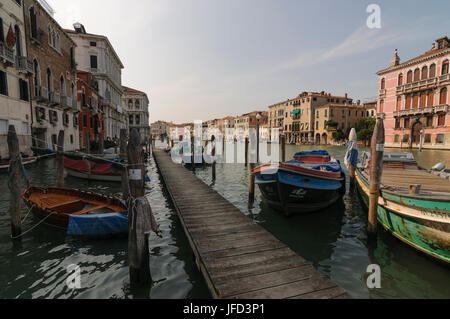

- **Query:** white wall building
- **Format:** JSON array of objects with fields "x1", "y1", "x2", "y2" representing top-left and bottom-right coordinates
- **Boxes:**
[
  {"x1": 123, "y1": 86, "x2": 150, "y2": 145},
  {"x1": 66, "y1": 23, "x2": 125, "y2": 141},
  {"x1": 0, "y1": 0, "x2": 33, "y2": 158}
]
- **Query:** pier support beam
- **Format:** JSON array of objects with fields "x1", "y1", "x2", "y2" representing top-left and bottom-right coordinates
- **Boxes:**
[
  {"x1": 368, "y1": 117, "x2": 385, "y2": 237},
  {"x1": 281, "y1": 135, "x2": 286, "y2": 163},
  {"x1": 7, "y1": 125, "x2": 22, "y2": 240},
  {"x1": 127, "y1": 128, "x2": 151, "y2": 286},
  {"x1": 245, "y1": 137, "x2": 249, "y2": 167},
  {"x1": 211, "y1": 135, "x2": 216, "y2": 181},
  {"x1": 57, "y1": 130, "x2": 65, "y2": 188}
]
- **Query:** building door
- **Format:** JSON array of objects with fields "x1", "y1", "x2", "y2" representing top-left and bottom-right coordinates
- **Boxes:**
[
  {"x1": 315, "y1": 134, "x2": 321, "y2": 145},
  {"x1": 411, "y1": 121, "x2": 423, "y2": 145}
]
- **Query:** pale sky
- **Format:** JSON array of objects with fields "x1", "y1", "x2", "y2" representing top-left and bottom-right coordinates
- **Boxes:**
[{"x1": 48, "y1": 0, "x2": 450, "y2": 124}]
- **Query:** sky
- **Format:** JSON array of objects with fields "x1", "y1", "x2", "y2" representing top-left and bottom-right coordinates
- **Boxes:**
[{"x1": 47, "y1": 0, "x2": 450, "y2": 124}]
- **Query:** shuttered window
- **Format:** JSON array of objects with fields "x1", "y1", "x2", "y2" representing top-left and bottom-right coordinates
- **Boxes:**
[
  {"x1": 0, "y1": 71, "x2": 8, "y2": 96},
  {"x1": 0, "y1": 17, "x2": 4, "y2": 43},
  {"x1": 428, "y1": 91, "x2": 434, "y2": 107},
  {"x1": 19, "y1": 79, "x2": 29, "y2": 101}
]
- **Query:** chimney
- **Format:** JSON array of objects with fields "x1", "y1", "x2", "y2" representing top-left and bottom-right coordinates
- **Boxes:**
[
  {"x1": 345, "y1": 93, "x2": 348, "y2": 99},
  {"x1": 432, "y1": 43, "x2": 436, "y2": 50},
  {"x1": 357, "y1": 100, "x2": 361, "y2": 105},
  {"x1": 390, "y1": 49, "x2": 400, "y2": 67}
]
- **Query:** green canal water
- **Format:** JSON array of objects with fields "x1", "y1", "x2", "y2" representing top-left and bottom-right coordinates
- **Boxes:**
[{"x1": 0, "y1": 145, "x2": 449, "y2": 299}]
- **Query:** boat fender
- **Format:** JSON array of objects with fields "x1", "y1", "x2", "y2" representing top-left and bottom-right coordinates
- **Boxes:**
[{"x1": 431, "y1": 163, "x2": 445, "y2": 172}]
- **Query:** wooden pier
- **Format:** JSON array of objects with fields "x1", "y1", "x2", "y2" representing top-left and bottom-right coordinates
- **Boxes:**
[{"x1": 153, "y1": 149, "x2": 351, "y2": 299}]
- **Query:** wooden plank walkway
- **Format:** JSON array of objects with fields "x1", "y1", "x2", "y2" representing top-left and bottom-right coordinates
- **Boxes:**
[{"x1": 153, "y1": 149, "x2": 352, "y2": 299}]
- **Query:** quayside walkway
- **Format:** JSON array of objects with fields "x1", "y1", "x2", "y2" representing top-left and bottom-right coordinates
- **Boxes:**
[{"x1": 153, "y1": 149, "x2": 351, "y2": 299}]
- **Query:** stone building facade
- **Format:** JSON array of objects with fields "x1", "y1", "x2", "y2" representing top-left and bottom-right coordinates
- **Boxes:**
[
  {"x1": 377, "y1": 36, "x2": 449, "y2": 149},
  {"x1": 66, "y1": 23, "x2": 125, "y2": 141},
  {"x1": 123, "y1": 86, "x2": 150, "y2": 145},
  {"x1": 0, "y1": 0, "x2": 34, "y2": 158},
  {"x1": 24, "y1": 0, "x2": 79, "y2": 152}
]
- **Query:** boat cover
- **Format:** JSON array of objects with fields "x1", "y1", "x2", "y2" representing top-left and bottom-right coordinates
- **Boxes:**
[
  {"x1": 64, "y1": 156, "x2": 120, "y2": 175},
  {"x1": 67, "y1": 212, "x2": 128, "y2": 236},
  {"x1": 278, "y1": 171, "x2": 342, "y2": 190},
  {"x1": 286, "y1": 160, "x2": 344, "y2": 174},
  {"x1": 294, "y1": 150, "x2": 330, "y2": 157}
]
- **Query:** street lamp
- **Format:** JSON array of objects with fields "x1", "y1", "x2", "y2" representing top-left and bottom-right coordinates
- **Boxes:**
[{"x1": 256, "y1": 113, "x2": 262, "y2": 163}]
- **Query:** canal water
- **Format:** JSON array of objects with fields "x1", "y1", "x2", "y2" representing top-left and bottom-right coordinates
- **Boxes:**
[{"x1": 0, "y1": 145, "x2": 449, "y2": 298}]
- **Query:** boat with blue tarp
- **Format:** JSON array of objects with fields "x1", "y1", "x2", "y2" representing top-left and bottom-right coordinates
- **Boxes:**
[{"x1": 254, "y1": 150, "x2": 346, "y2": 216}]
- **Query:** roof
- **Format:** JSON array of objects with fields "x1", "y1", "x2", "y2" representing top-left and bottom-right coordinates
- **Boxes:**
[
  {"x1": 65, "y1": 27, "x2": 124, "y2": 68},
  {"x1": 122, "y1": 86, "x2": 146, "y2": 95}
]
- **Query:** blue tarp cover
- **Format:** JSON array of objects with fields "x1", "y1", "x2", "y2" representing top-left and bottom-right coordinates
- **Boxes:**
[
  {"x1": 67, "y1": 212, "x2": 128, "y2": 236},
  {"x1": 278, "y1": 171, "x2": 342, "y2": 190},
  {"x1": 294, "y1": 150, "x2": 330, "y2": 157}
]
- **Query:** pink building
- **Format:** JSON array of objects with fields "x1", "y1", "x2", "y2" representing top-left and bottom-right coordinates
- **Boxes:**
[{"x1": 377, "y1": 36, "x2": 449, "y2": 149}]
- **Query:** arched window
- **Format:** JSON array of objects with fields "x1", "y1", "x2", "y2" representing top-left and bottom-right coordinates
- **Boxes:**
[
  {"x1": 429, "y1": 64, "x2": 436, "y2": 78},
  {"x1": 440, "y1": 87, "x2": 448, "y2": 105},
  {"x1": 128, "y1": 99, "x2": 133, "y2": 109},
  {"x1": 46, "y1": 68, "x2": 52, "y2": 92},
  {"x1": 14, "y1": 25, "x2": 22, "y2": 57},
  {"x1": 33, "y1": 60, "x2": 41, "y2": 97},
  {"x1": 412, "y1": 94, "x2": 419, "y2": 108},
  {"x1": 396, "y1": 96, "x2": 402, "y2": 111},
  {"x1": 413, "y1": 68, "x2": 420, "y2": 82},
  {"x1": 398, "y1": 73, "x2": 403, "y2": 86},
  {"x1": 420, "y1": 92, "x2": 426, "y2": 107},
  {"x1": 29, "y1": 7, "x2": 38, "y2": 39},
  {"x1": 421, "y1": 66, "x2": 428, "y2": 80},
  {"x1": 407, "y1": 70, "x2": 413, "y2": 83},
  {"x1": 135, "y1": 99, "x2": 140, "y2": 109},
  {"x1": 81, "y1": 87, "x2": 86, "y2": 106},
  {"x1": 442, "y1": 60, "x2": 449, "y2": 75},
  {"x1": 60, "y1": 75, "x2": 65, "y2": 96},
  {"x1": 427, "y1": 90, "x2": 434, "y2": 107},
  {"x1": 48, "y1": 25, "x2": 52, "y2": 46},
  {"x1": 405, "y1": 95, "x2": 412, "y2": 109},
  {"x1": 379, "y1": 100, "x2": 384, "y2": 113}
]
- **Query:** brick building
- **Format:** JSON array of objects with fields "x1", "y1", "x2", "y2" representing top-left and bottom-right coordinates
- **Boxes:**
[
  {"x1": 24, "y1": 0, "x2": 79, "y2": 152},
  {"x1": 77, "y1": 70, "x2": 104, "y2": 150},
  {"x1": 377, "y1": 36, "x2": 449, "y2": 149}
]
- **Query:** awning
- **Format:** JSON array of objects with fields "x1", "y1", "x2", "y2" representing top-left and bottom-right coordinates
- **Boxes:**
[{"x1": 291, "y1": 110, "x2": 300, "y2": 115}]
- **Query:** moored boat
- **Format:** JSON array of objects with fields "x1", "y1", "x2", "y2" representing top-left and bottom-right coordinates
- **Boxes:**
[
  {"x1": 254, "y1": 151, "x2": 346, "y2": 216},
  {"x1": 64, "y1": 156, "x2": 123, "y2": 182},
  {"x1": 355, "y1": 151, "x2": 450, "y2": 264},
  {"x1": 22, "y1": 187, "x2": 128, "y2": 236},
  {"x1": 0, "y1": 156, "x2": 38, "y2": 171}
]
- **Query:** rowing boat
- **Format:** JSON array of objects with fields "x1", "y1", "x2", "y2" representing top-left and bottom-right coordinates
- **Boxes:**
[
  {"x1": 22, "y1": 187, "x2": 128, "y2": 236},
  {"x1": 0, "y1": 156, "x2": 37, "y2": 171},
  {"x1": 64, "y1": 156, "x2": 123, "y2": 182},
  {"x1": 355, "y1": 152, "x2": 450, "y2": 264}
]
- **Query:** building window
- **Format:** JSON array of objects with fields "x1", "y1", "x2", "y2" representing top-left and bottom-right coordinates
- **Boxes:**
[
  {"x1": 436, "y1": 134, "x2": 445, "y2": 144},
  {"x1": 83, "y1": 115, "x2": 87, "y2": 128},
  {"x1": 70, "y1": 135, "x2": 74, "y2": 144},
  {"x1": 440, "y1": 87, "x2": 447, "y2": 105},
  {"x1": 380, "y1": 78, "x2": 385, "y2": 90},
  {"x1": 19, "y1": 79, "x2": 29, "y2": 101},
  {"x1": 404, "y1": 118, "x2": 410, "y2": 129},
  {"x1": 90, "y1": 55, "x2": 98, "y2": 69},
  {"x1": 405, "y1": 95, "x2": 412, "y2": 109},
  {"x1": 407, "y1": 70, "x2": 413, "y2": 83},
  {"x1": 395, "y1": 119, "x2": 400, "y2": 129},
  {"x1": 442, "y1": 60, "x2": 449, "y2": 75},
  {"x1": 30, "y1": 7, "x2": 38, "y2": 39},
  {"x1": 428, "y1": 90, "x2": 434, "y2": 107},
  {"x1": 396, "y1": 96, "x2": 402, "y2": 110},
  {"x1": 90, "y1": 41, "x2": 97, "y2": 47},
  {"x1": 0, "y1": 71, "x2": 8, "y2": 96},
  {"x1": 402, "y1": 134, "x2": 409, "y2": 143},
  {"x1": 420, "y1": 92, "x2": 426, "y2": 108},
  {"x1": 379, "y1": 100, "x2": 384, "y2": 113},
  {"x1": 438, "y1": 113, "x2": 446, "y2": 126},
  {"x1": 426, "y1": 115, "x2": 433, "y2": 127},
  {"x1": 413, "y1": 68, "x2": 420, "y2": 82},
  {"x1": 412, "y1": 94, "x2": 419, "y2": 108},
  {"x1": 14, "y1": 25, "x2": 22, "y2": 57},
  {"x1": 421, "y1": 66, "x2": 428, "y2": 80},
  {"x1": 398, "y1": 73, "x2": 403, "y2": 86},
  {"x1": 394, "y1": 135, "x2": 400, "y2": 143},
  {"x1": 0, "y1": 17, "x2": 4, "y2": 43},
  {"x1": 424, "y1": 134, "x2": 431, "y2": 144},
  {"x1": 429, "y1": 64, "x2": 436, "y2": 78},
  {"x1": 89, "y1": 117, "x2": 93, "y2": 129}
]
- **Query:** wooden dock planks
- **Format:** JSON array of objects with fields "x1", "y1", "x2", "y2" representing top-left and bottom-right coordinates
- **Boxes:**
[{"x1": 153, "y1": 150, "x2": 351, "y2": 299}]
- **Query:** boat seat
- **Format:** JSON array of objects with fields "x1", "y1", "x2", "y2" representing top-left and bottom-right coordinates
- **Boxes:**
[
  {"x1": 72, "y1": 205, "x2": 110, "y2": 215},
  {"x1": 48, "y1": 199, "x2": 83, "y2": 210}
]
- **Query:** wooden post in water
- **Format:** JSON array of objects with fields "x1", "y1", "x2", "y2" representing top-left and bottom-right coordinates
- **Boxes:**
[
  {"x1": 85, "y1": 133, "x2": 90, "y2": 155},
  {"x1": 98, "y1": 134, "x2": 104, "y2": 155},
  {"x1": 248, "y1": 162, "x2": 255, "y2": 207},
  {"x1": 281, "y1": 135, "x2": 286, "y2": 163},
  {"x1": 245, "y1": 137, "x2": 249, "y2": 167},
  {"x1": 191, "y1": 135, "x2": 195, "y2": 170},
  {"x1": 7, "y1": 125, "x2": 22, "y2": 240},
  {"x1": 368, "y1": 117, "x2": 385, "y2": 237},
  {"x1": 347, "y1": 128, "x2": 358, "y2": 186},
  {"x1": 211, "y1": 135, "x2": 216, "y2": 181},
  {"x1": 56, "y1": 130, "x2": 64, "y2": 188},
  {"x1": 127, "y1": 128, "x2": 151, "y2": 285},
  {"x1": 120, "y1": 129, "x2": 129, "y2": 201}
]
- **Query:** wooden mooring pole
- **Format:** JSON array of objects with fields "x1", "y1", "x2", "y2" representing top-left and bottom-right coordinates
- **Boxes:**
[
  {"x1": 191, "y1": 135, "x2": 195, "y2": 170},
  {"x1": 127, "y1": 129, "x2": 151, "y2": 285},
  {"x1": 248, "y1": 162, "x2": 255, "y2": 207},
  {"x1": 7, "y1": 125, "x2": 22, "y2": 240},
  {"x1": 368, "y1": 117, "x2": 385, "y2": 237},
  {"x1": 120, "y1": 129, "x2": 129, "y2": 201},
  {"x1": 98, "y1": 134, "x2": 104, "y2": 155},
  {"x1": 211, "y1": 135, "x2": 216, "y2": 181},
  {"x1": 245, "y1": 137, "x2": 249, "y2": 167},
  {"x1": 57, "y1": 130, "x2": 64, "y2": 188},
  {"x1": 85, "y1": 133, "x2": 90, "y2": 155},
  {"x1": 281, "y1": 135, "x2": 286, "y2": 163}
]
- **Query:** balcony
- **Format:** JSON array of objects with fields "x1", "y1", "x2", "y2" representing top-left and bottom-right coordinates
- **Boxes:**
[
  {"x1": 49, "y1": 92, "x2": 60, "y2": 106},
  {"x1": 396, "y1": 77, "x2": 439, "y2": 93},
  {"x1": 379, "y1": 89, "x2": 386, "y2": 96},
  {"x1": 0, "y1": 43, "x2": 15, "y2": 65},
  {"x1": 60, "y1": 95, "x2": 71, "y2": 109},
  {"x1": 439, "y1": 73, "x2": 450, "y2": 83},
  {"x1": 16, "y1": 56, "x2": 34, "y2": 75},
  {"x1": 393, "y1": 104, "x2": 448, "y2": 117},
  {"x1": 72, "y1": 98, "x2": 79, "y2": 112},
  {"x1": 35, "y1": 86, "x2": 48, "y2": 102}
]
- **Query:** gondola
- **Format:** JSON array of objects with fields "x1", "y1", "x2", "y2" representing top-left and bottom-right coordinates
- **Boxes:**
[
  {"x1": 253, "y1": 151, "x2": 346, "y2": 217},
  {"x1": 22, "y1": 187, "x2": 128, "y2": 236}
]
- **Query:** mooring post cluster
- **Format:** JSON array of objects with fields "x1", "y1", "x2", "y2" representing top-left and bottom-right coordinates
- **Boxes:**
[{"x1": 7, "y1": 125, "x2": 23, "y2": 241}]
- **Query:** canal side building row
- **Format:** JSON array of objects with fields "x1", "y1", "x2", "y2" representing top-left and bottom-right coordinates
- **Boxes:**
[{"x1": 0, "y1": 0, "x2": 150, "y2": 159}]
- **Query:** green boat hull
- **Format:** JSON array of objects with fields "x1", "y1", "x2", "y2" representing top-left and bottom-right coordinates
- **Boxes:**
[{"x1": 356, "y1": 172, "x2": 450, "y2": 264}]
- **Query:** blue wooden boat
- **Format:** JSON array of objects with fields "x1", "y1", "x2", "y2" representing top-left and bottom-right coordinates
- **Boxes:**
[
  {"x1": 355, "y1": 152, "x2": 450, "y2": 264},
  {"x1": 254, "y1": 151, "x2": 346, "y2": 216}
]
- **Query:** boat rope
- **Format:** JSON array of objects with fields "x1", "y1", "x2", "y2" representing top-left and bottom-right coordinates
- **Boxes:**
[
  {"x1": 7, "y1": 154, "x2": 30, "y2": 190},
  {"x1": 10, "y1": 210, "x2": 57, "y2": 240},
  {"x1": 20, "y1": 204, "x2": 35, "y2": 224}
]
